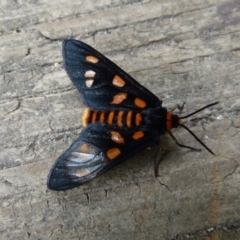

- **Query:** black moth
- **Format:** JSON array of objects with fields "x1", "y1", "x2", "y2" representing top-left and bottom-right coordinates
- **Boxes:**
[{"x1": 47, "y1": 39, "x2": 218, "y2": 191}]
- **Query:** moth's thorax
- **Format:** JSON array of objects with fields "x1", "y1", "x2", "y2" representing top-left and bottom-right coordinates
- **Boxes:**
[
  {"x1": 141, "y1": 107, "x2": 167, "y2": 133},
  {"x1": 82, "y1": 108, "x2": 143, "y2": 128}
]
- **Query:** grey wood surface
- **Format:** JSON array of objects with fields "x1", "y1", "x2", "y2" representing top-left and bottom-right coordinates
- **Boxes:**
[{"x1": 1, "y1": 0, "x2": 240, "y2": 239}]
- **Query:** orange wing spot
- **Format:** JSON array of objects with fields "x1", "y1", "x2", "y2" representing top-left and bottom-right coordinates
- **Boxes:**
[
  {"x1": 82, "y1": 108, "x2": 91, "y2": 127},
  {"x1": 132, "y1": 131, "x2": 144, "y2": 140},
  {"x1": 85, "y1": 79, "x2": 94, "y2": 88},
  {"x1": 106, "y1": 148, "x2": 121, "y2": 160},
  {"x1": 111, "y1": 131, "x2": 124, "y2": 144},
  {"x1": 76, "y1": 143, "x2": 90, "y2": 154},
  {"x1": 166, "y1": 112, "x2": 173, "y2": 131},
  {"x1": 112, "y1": 75, "x2": 125, "y2": 87},
  {"x1": 135, "y1": 113, "x2": 142, "y2": 126},
  {"x1": 86, "y1": 55, "x2": 99, "y2": 63},
  {"x1": 134, "y1": 98, "x2": 146, "y2": 108},
  {"x1": 126, "y1": 111, "x2": 133, "y2": 127},
  {"x1": 111, "y1": 93, "x2": 127, "y2": 104},
  {"x1": 76, "y1": 169, "x2": 91, "y2": 177},
  {"x1": 108, "y1": 111, "x2": 114, "y2": 125},
  {"x1": 99, "y1": 112, "x2": 105, "y2": 123},
  {"x1": 91, "y1": 111, "x2": 97, "y2": 123},
  {"x1": 84, "y1": 70, "x2": 96, "y2": 78},
  {"x1": 117, "y1": 110, "x2": 124, "y2": 127}
]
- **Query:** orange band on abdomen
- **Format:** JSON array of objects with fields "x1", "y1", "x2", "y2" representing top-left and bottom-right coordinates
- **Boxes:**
[
  {"x1": 82, "y1": 108, "x2": 91, "y2": 127},
  {"x1": 166, "y1": 112, "x2": 172, "y2": 131}
]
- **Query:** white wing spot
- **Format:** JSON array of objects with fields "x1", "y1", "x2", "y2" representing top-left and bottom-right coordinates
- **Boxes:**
[{"x1": 86, "y1": 79, "x2": 94, "y2": 87}]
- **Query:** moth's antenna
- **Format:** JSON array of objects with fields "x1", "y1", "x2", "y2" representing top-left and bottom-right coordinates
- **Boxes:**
[{"x1": 179, "y1": 102, "x2": 219, "y2": 119}]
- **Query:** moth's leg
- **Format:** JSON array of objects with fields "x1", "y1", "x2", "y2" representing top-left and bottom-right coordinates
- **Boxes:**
[
  {"x1": 167, "y1": 130, "x2": 201, "y2": 152},
  {"x1": 152, "y1": 139, "x2": 171, "y2": 177},
  {"x1": 154, "y1": 148, "x2": 168, "y2": 177},
  {"x1": 170, "y1": 102, "x2": 185, "y2": 113}
]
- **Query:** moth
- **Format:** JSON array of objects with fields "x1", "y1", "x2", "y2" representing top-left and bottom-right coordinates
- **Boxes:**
[{"x1": 47, "y1": 39, "x2": 218, "y2": 191}]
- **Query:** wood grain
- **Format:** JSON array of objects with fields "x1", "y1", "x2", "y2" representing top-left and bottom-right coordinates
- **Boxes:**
[{"x1": 1, "y1": 0, "x2": 240, "y2": 239}]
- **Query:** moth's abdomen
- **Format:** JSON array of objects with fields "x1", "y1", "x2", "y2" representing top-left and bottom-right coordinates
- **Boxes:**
[{"x1": 82, "y1": 108, "x2": 142, "y2": 128}]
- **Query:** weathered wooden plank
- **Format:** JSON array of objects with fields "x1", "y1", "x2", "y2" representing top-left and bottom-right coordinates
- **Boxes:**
[{"x1": 1, "y1": 0, "x2": 240, "y2": 239}]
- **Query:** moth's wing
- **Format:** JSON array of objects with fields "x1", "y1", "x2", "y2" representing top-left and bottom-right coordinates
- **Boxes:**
[
  {"x1": 47, "y1": 123, "x2": 159, "y2": 191},
  {"x1": 63, "y1": 39, "x2": 162, "y2": 110}
]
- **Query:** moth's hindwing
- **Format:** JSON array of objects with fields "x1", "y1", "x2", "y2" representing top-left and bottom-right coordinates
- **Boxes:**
[
  {"x1": 47, "y1": 123, "x2": 159, "y2": 190},
  {"x1": 62, "y1": 39, "x2": 162, "y2": 110}
]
